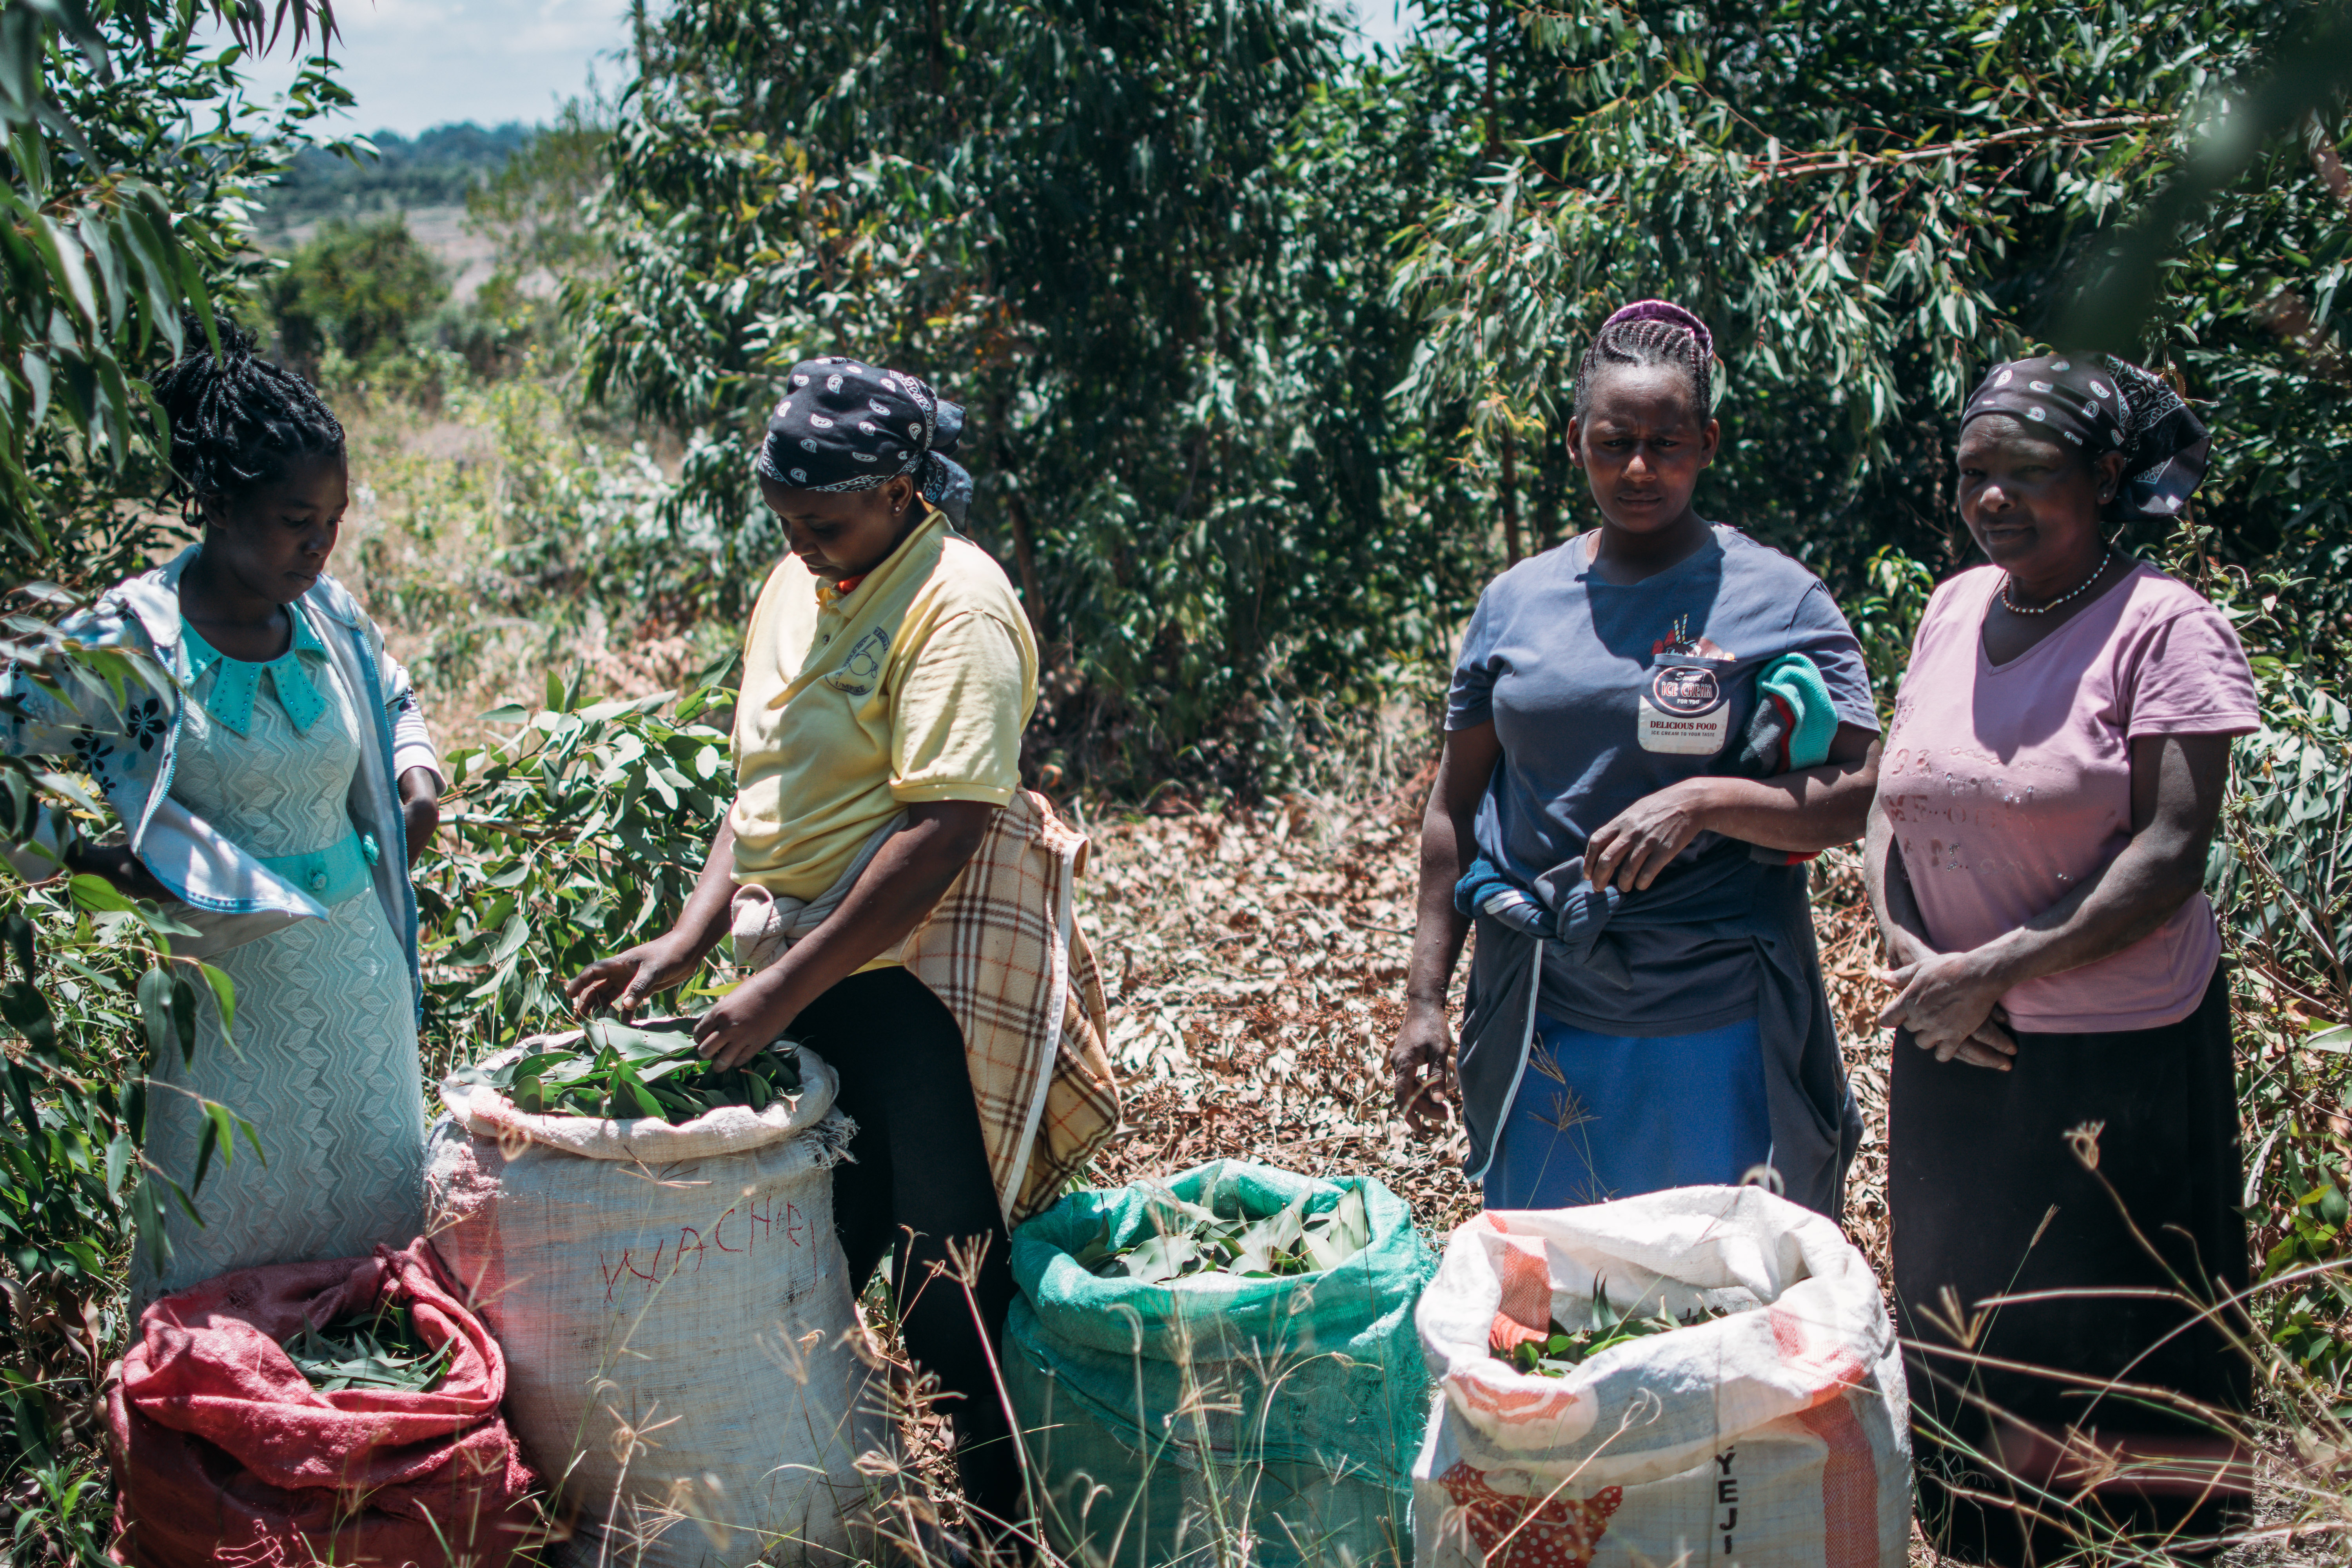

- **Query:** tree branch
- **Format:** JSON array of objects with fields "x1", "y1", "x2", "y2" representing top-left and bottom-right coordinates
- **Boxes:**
[{"x1": 1764, "y1": 113, "x2": 2175, "y2": 181}]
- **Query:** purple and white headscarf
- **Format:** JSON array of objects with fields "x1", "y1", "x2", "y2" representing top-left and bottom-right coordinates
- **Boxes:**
[
  {"x1": 1961, "y1": 354, "x2": 2210, "y2": 521},
  {"x1": 755, "y1": 356, "x2": 975, "y2": 524}
]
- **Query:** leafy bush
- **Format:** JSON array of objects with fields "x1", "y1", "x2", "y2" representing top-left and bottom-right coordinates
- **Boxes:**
[
  {"x1": 1394, "y1": 0, "x2": 2352, "y2": 641},
  {"x1": 2212, "y1": 669, "x2": 2352, "y2": 1388},
  {"x1": 572, "y1": 0, "x2": 1486, "y2": 796},
  {"x1": 265, "y1": 214, "x2": 449, "y2": 374},
  {"x1": 415, "y1": 678, "x2": 735, "y2": 1066}
]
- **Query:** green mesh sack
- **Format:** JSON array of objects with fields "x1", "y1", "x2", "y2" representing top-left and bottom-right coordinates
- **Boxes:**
[{"x1": 1004, "y1": 1160, "x2": 1437, "y2": 1568}]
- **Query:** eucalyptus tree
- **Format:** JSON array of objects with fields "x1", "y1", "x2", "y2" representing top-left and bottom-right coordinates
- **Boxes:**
[
  {"x1": 577, "y1": 0, "x2": 1482, "y2": 791},
  {"x1": 1394, "y1": 0, "x2": 2351, "y2": 623}
]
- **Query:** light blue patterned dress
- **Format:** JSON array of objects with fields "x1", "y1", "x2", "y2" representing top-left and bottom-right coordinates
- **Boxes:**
[{"x1": 129, "y1": 605, "x2": 427, "y2": 1306}]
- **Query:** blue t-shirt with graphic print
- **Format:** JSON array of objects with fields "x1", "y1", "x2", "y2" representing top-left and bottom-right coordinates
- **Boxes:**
[{"x1": 1447, "y1": 524, "x2": 1879, "y2": 889}]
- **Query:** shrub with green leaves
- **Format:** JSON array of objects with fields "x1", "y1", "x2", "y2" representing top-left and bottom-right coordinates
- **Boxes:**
[
  {"x1": 265, "y1": 214, "x2": 448, "y2": 372},
  {"x1": 417, "y1": 675, "x2": 735, "y2": 1062}
]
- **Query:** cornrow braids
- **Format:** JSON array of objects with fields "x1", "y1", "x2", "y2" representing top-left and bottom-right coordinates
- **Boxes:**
[
  {"x1": 149, "y1": 312, "x2": 345, "y2": 516},
  {"x1": 1570, "y1": 301, "x2": 1717, "y2": 424}
]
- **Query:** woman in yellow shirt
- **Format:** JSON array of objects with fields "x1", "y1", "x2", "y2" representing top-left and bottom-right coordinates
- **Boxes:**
[{"x1": 569, "y1": 358, "x2": 1038, "y2": 1548}]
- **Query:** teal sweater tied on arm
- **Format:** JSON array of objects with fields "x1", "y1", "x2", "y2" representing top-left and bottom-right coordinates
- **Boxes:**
[{"x1": 1731, "y1": 651, "x2": 1841, "y2": 866}]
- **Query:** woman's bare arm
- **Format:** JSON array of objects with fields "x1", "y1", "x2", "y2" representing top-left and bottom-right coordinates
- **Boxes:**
[
  {"x1": 1863, "y1": 794, "x2": 1936, "y2": 966},
  {"x1": 1877, "y1": 731, "x2": 2230, "y2": 1062},
  {"x1": 689, "y1": 800, "x2": 994, "y2": 1067},
  {"x1": 1390, "y1": 722, "x2": 1501, "y2": 1135},
  {"x1": 1586, "y1": 722, "x2": 1881, "y2": 891}
]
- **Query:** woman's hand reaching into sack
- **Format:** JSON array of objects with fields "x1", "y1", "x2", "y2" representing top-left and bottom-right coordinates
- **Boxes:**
[
  {"x1": 568, "y1": 819, "x2": 742, "y2": 1019},
  {"x1": 568, "y1": 930, "x2": 711, "y2": 1019},
  {"x1": 690, "y1": 965, "x2": 799, "y2": 1071}
]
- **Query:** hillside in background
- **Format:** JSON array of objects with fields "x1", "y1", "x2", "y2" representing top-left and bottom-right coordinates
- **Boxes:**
[{"x1": 258, "y1": 120, "x2": 535, "y2": 233}]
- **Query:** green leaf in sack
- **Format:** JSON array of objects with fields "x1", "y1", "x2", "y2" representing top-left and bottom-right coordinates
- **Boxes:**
[
  {"x1": 1121, "y1": 1231, "x2": 1202, "y2": 1285},
  {"x1": 606, "y1": 1054, "x2": 663, "y2": 1120},
  {"x1": 1070, "y1": 1217, "x2": 1118, "y2": 1272},
  {"x1": 1299, "y1": 1188, "x2": 1370, "y2": 1274},
  {"x1": 1232, "y1": 1194, "x2": 1307, "y2": 1276},
  {"x1": 285, "y1": 1301, "x2": 454, "y2": 1394}
]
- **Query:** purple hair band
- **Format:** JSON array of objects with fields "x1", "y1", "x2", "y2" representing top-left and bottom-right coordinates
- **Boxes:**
[{"x1": 1601, "y1": 299, "x2": 1715, "y2": 364}]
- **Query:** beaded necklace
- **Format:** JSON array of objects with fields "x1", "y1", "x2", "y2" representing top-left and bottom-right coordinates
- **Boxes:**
[{"x1": 1999, "y1": 551, "x2": 2112, "y2": 617}]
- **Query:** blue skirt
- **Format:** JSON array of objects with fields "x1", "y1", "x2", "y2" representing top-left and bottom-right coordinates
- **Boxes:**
[{"x1": 1482, "y1": 1013, "x2": 1772, "y2": 1210}]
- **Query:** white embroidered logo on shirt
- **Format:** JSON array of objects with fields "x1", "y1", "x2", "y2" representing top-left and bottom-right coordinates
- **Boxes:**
[{"x1": 824, "y1": 626, "x2": 891, "y2": 696}]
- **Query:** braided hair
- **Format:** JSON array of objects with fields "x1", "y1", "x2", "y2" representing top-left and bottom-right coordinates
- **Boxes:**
[
  {"x1": 1570, "y1": 299, "x2": 1716, "y2": 423},
  {"x1": 149, "y1": 314, "x2": 345, "y2": 517}
]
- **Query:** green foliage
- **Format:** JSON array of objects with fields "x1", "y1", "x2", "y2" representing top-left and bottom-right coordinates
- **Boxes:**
[
  {"x1": 265, "y1": 214, "x2": 448, "y2": 372},
  {"x1": 260, "y1": 120, "x2": 535, "y2": 233},
  {"x1": 417, "y1": 679, "x2": 734, "y2": 1056},
  {"x1": 465, "y1": 97, "x2": 612, "y2": 290},
  {"x1": 448, "y1": 1018, "x2": 802, "y2": 1122},
  {"x1": 1495, "y1": 1280, "x2": 1733, "y2": 1377},
  {"x1": 574, "y1": 0, "x2": 1484, "y2": 794},
  {"x1": 0, "y1": 1, "x2": 351, "y2": 593},
  {"x1": 1392, "y1": 0, "x2": 2352, "y2": 608},
  {"x1": 1074, "y1": 1179, "x2": 1372, "y2": 1283},
  {"x1": 0, "y1": 5, "x2": 337, "y2": 1557},
  {"x1": 282, "y1": 1298, "x2": 452, "y2": 1394},
  {"x1": 0, "y1": 850, "x2": 262, "y2": 1564},
  {"x1": 2260, "y1": 1151, "x2": 2352, "y2": 1390},
  {"x1": 2214, "y1": 668, "x2": 2352, "y2": 1387},
  {"x1": 2057, "y1": 0, "x2": 2352, "y2": 354}
]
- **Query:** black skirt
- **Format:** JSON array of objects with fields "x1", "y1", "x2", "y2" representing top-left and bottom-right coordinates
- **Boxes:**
[{"x1": 1890, "y1": 965, "x2": 2252, "y2": 1566}]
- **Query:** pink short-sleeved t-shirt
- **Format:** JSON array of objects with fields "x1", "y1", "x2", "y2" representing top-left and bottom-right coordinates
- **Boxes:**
[{"x1": 1882, "y1": 562, "x2": 2258, "y2": 1032}]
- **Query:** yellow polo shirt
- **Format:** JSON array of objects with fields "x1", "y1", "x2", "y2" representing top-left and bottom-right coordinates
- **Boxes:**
[{"x1": 729, "y1": 508, "x2": 1038, "y2": 906}]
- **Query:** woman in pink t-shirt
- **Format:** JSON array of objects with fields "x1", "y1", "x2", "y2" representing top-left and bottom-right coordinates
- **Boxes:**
[{"x1": 1866, "y1": 354, "x2": 2257, "y2": 1565}]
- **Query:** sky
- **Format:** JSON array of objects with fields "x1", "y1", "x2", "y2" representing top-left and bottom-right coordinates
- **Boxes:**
[
  {"x1": 216, "y1": 0, "x2": 635, "y2": 138},
  {"x1": 220, "y1": 0, "x2": 1421, "y2": 138}
]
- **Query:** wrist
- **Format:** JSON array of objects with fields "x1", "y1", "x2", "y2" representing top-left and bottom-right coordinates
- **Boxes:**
[
  {"x1": 1962, "y1": 935, "x2": 2029, "y2": 993},
  {"x1": 1674, "y1": 775, "x2": 1732, "y2": 828}
]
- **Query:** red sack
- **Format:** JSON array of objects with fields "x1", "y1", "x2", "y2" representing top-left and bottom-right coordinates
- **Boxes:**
[{"x1": 106, "y1": 1240, "x2": 540, "y2": 1568}]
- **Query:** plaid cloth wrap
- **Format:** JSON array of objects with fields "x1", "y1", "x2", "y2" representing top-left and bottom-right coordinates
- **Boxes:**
[
  {"x1": 740, "y1": 789, "x2": 1121, "y2": 1224},
  {"x1": 904, "y1": 789, "x2": 1121, "y2": 1222}
]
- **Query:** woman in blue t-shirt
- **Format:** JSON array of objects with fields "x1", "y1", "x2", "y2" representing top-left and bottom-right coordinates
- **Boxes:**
[{"x1": 1392, "y1": 300, "x2": 1883, "y2": 1215}]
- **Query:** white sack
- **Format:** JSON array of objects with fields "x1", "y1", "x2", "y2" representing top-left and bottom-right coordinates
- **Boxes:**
[
  {"x1": 1413, "y1": 1185, "x2": 1910, "y2": 1568},
  {"x1": 428, "y1": 1044, "x2": 882, "y2": 1568}
]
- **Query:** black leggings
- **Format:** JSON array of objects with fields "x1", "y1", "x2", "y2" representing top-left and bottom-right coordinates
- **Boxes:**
[{"x1": 793, "y1": 967, "x2": 1024, "y2": 1537}]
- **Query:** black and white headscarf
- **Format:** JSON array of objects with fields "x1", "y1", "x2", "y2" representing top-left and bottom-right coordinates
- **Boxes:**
[
  {"x1": 1960, "y1": 353, "x2": 2211, "y2": 522},
  {"x1": 755, "y1": 356, "x2": 975, "y2": 524}
]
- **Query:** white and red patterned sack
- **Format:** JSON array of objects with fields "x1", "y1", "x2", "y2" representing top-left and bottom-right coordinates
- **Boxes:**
[{"x1": 1413, "y1": 1186, "x2": 1911, "y2": 1568}]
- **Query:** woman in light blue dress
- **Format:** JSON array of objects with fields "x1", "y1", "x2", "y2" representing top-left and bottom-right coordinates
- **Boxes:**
[{"x1": 5, "y1": 320, "x2": 443, "y2": 1304}]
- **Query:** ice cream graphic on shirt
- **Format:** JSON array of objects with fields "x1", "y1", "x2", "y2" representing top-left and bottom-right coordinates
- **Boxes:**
[{"x1": 1639, "y1": 629, "x2": 1735, "y2": 755}]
